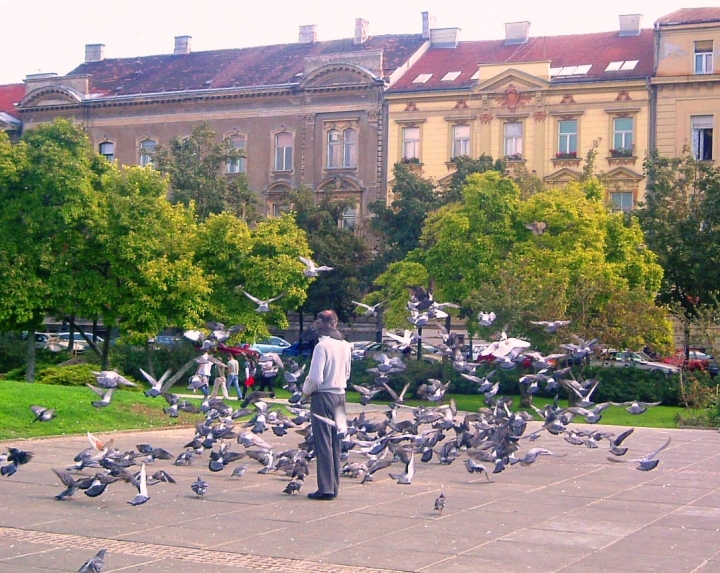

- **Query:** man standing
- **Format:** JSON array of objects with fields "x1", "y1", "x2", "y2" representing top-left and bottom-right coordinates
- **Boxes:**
[{"x1": 302, "y1": 310, "x2": 351, "y2": 500}]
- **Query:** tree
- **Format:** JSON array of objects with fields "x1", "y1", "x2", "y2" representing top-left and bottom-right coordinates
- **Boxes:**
[
  {"x1": 444, "y1": 154, "x2": 506, "y2": 204},
  {"x1": 283, "y1": 187, "x2": 372, "y2": 323},
  {"x1": 372, "y1": 172, "x2": 672, "y2": 356},
  {"x1": 636, "y1": 150, "x2": 720, "y2": 315},
  {"x1": 0, "y1": 120, "x2": 109, "y2": 379},
  {"x1": 368, "y1": 162, "x2": 441, "y2": 268},
  {"x1": 194, "y1": 212, "x2": 311, "y2": 341},
  {"x1": 154, "y1": 122, "x2": 259, "y2": 222}
]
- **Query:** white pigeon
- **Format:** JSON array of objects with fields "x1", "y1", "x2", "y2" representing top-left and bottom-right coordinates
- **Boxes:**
[
  {"x1": 237, "y1": 287, "x2": 286, "y2": 313},
  {"x1": 478, "y1": 311, "x2": 497, "y2": 327},
  {"x1": 299, "y1": 256, "x2": 333, "y2": 277},
  {"x1": 384, "y1": 329, "x2": 420, "y2": 351},
  {"x1": 352, "y1": 300, "x2": 385, "y2": 317}
]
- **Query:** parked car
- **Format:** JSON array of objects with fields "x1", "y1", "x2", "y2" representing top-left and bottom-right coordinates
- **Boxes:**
[
  {"x1": 593, "y1": 350, "x2": 681, "y2": 375},
  {"x1": 350, "y1": 340, "x2": 376, "y2": 360},
  {"x1": 282, "y1": 340, "x2": 314, "y2": 358},
  {"x1": 153, "y1": 335, "x2": 184, "y2": 346},
  {"x1": 250, "y1": 336, "x2": 292, "y2": 355},
  {"x1": 663, "y1": 348, "x2": 717, "y2": 373},
  {"x1": 362, "y1": 341, "x2": 444, "y2": 363},
  {"x1": 56, "y1": 332, "x2": 104, "y2": 352}
]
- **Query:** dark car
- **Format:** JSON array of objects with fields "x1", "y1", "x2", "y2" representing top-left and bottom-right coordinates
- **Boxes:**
[{"x1": 282, "y1": 340, "x2": 314, "y2": 358}]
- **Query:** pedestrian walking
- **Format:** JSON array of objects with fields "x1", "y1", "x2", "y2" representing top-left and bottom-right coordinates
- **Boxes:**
[{"x1": 226, "y1": 354, "x2": 242, "y2": 400}]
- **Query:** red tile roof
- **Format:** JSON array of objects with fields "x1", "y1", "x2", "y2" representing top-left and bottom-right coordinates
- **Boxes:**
[
  {"x1": 0, "y1": 84, "x2": 24, "y2": 118},
  {"x1": 656, "y1": 8, "x2": 720, "y2": 26},
  {"x1": 388, "y1": 29, "x2": 654, "y2": 93},
  {"x1": 65, "y1": 35, "x2": 426, "y2": 97}
]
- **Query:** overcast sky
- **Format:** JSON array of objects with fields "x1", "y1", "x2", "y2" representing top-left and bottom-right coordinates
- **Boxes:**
[{"x1": 0, "y1": 0, "x2": 708, "y2": 85}]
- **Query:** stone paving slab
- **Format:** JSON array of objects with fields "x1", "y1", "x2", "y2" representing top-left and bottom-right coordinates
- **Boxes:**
[{"x1": 1, "y1": 418, "x2": 719, "y2": 572}]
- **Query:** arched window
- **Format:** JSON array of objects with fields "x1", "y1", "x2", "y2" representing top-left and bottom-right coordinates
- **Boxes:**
[
  {"x1": 327, "y1": 129, "x2": 342, "y2": 168},
  {"x1": 99, "y1": 141, "x2": 115, "y2": 162},
  {"x1": 227, "y1": 134, "x2": 247, "y2": 173},
  {"x1": 139, "y1": 139, "x2": 157, "y2": 167},
  {"x1": 274, "y1": 132, "x2": 293, "y2": 171}
]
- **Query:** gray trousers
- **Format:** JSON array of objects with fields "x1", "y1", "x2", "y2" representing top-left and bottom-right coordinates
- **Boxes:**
[{"x1": 309, "y1": 391, "x2": 346, "y2": 496}]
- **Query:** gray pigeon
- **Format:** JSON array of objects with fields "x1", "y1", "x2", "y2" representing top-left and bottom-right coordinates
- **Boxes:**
[
  {"x1": 78, "y1": 548, "x2": 107, "y2": 573},
  {"x1": 191, "y1": 476, "x2": 208, "y2": 497}
]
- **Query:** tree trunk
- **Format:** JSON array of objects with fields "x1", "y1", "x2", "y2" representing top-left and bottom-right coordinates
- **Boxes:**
[{"x1": 26, "y1": 329, "x2": 36, "y2": 383}]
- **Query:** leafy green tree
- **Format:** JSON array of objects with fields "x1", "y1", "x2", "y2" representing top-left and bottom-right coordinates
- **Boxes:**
[
  {"x1": 194, "y1": 212, "x2": 311, "y2": 341},
  {"x1": 154, "y1": 122, "x2": 259, "y2": 222},
  {"x1": 283, "y1": 187, "x2": 372, "y2": 323},
  {"x1": 368, "y1": 162, "x2": 441, "y2": 268},
  {"x1": 444, "y1": 154, "x2": 506, "y2": 204},
  {"x1": 636, "y1": 150, "x2": 720, "y2": 315}
]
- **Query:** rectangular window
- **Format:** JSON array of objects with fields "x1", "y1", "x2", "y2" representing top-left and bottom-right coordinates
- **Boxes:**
[
  {"x1": 341, "y1": 205, "x2": 357, "y2": 230},
  {"x1": 99, "y1": 142, "x2": 115, "y2": 162},
  {"x1": 343, "y1": 129, "x2": 357, "y2": 167},
  {"x1": 504, "y1": 122, "x2": 523, "y2": 158},
  {"x1": 692, "y1": 115, "x2": 713, "y2": 161},
  {"x1": 558, "y1": 120, "x2": 578, "y2": 155},
  {"x1": 695, "y1": 40, "x2": 714, "y2": 75},
  {"x1": 274, "y1": 132, "x2": 293, "y2": 171},
  {"x1": 227, "y1": 135, "x2": 247, "y2": 174},
  {"x1": 272, "y1": 203, "x2": 290, "y2": 217},
  {"x1": 611, "y1": 192, "x2": 634, "y2": 212},
  {"x1": 613, "y1": 117, "x2": 634, "y2": 153},
  {"x1": 139, "y1": 139, "x2": 156, "y2": 167},
  {"x1": 327, "y1": 130, "x2": 342, "y2": 168},
  {"x1": 451, "y1": 124, "x2": 470, "y2": 158},
  {"x1": 402, "y1": 127, "x2": 420, "y2": 160}
]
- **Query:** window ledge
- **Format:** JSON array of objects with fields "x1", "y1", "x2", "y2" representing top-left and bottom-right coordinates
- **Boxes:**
[
  {"x1": 607, "y1": 156, "x2": 638, "y2": 166},
  {"x1": 551, "y1": 157, "x2": 581, "y2": 167},
  {"x1": 324, "y1": 166, "x2": 358, "y2": 172},
  {"x1": 272, "y1": 170, "x2": 293, "y2": 175}
]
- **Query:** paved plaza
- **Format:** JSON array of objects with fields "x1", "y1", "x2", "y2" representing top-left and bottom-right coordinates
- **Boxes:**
[{"x1": 1, "y1": 405, "x2": 720, "y2": 573}]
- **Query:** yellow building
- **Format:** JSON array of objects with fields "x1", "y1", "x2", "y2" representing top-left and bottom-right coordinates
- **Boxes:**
[
  {"x1": 386, "y1": 16, "x2": 653, "y2": 211},
  {"x1": 652, "y1": 8, "x2": 720, "y2": 161}
]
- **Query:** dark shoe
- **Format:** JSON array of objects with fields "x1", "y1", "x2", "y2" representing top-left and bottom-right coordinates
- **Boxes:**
[{"x1": 307, "y1": 491, "x2": 335, "y2": 500}]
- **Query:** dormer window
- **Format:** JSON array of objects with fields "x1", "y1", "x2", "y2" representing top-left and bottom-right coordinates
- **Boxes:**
[{"x1": 695, "y1": 40, "x2": 714, "y2": 75}]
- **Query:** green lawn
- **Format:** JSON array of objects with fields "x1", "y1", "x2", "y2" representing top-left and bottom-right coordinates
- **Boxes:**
[{"x1": 0, "y1": 380, "x2": 688, "y2": 442}]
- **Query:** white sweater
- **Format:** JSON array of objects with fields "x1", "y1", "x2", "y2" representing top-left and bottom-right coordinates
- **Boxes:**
[{"x1": 302, "y1": 336, "x2": 352, "y2": 395}]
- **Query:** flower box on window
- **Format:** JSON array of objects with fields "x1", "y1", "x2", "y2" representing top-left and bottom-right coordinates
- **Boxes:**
[
  {"x1": 555, "y1": 151, "x2": 577, "y2": 159},
  {"x1": 401, "y1": 157, "x2": 421, "y2": 164},
  {"x1": 609, "y1": 148, "x2": 634, "y2": 158},
  {"x1": 505, "y1": 153, "x2": 523, "y2": 161}
]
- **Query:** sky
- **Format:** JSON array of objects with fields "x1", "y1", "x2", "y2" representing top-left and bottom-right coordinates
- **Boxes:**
[{"x1": 0, "y1": 0, "x2": 711, "y2": 85}]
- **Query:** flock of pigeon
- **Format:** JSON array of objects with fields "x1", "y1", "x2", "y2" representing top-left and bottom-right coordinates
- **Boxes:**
[{"x1": 2, "y1": 269, "x2": 674, "y2": 572}]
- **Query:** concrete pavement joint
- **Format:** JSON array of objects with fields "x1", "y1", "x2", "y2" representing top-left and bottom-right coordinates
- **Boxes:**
[{"x1": 0, "y1": 526, "x2": 410, "y2": 573}]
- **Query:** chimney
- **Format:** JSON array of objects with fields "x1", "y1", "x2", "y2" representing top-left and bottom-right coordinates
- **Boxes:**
[
  {"x1": 299, "y1": 25, "x2": 317, "y2": 44},
  {"x1": 85, "y1": 44, "x2": 105, "y2": 63},
  {"x1": 422, "y1": 11, "x2": 436, "y2": 39},
  {"x1": 174, "y1": 35, "x2": 192, "y2": 55},
  {"x1": 618, "y1": 14, "x2": 642, "y2": 36},
  {"x1": 430, "y1": 28, "x2": 461, "y2": 49},
  {"x1": 355, "y1": 18, "x2": 369, "y2": 44},
  {"x1": 504, "y1": 21, "x2": 530, "y2": 45}
]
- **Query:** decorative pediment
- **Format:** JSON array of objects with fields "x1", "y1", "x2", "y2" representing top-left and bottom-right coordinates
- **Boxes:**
[
  {"x1": 299, "y1": 63, "x2": 379, "y2": 90},
  {"x1": 544, "y1": 167, "x2": 581, "y2": 185},
  {"x1": 19, "y1": 85, "x2": 84, "y2": 108},
  {"x1": 264, "y1": 181, "x2": 294, "y2": 195},
  {"x1": 603, "y1": 166, "x2": 644, "y2": 192},
  {"x1": 318, "y1": 175, "x2": 363, "y2": 193},
  {"x1": 473, "y1": 69, "x2": 549, "y2": 94}
]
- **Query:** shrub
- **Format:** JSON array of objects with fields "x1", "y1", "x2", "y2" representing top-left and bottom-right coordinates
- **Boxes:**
[{"x1": 36, "y1": 364, "x2": 101, "y2": 387}]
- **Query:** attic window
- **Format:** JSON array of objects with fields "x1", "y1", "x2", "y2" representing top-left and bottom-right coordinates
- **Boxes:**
[
  {"x1": 551, "y1": 65, "x2": 592, "y2": 77},
  {"x1": 412, "y1": 73, "x2": 433, "y2": 84},
  {"x1": 441, "y1": 71, "x2": 461, "y2": 82},
  {"x1": 470, "y1": 70, "x2": 480, "y2": 81},
  {"x1": 605, "y1": 60, "x2": 638, "y2": 71}
]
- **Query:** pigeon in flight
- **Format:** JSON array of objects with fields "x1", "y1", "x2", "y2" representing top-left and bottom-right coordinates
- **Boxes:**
[
  {"x1": 612, "y1": 400, "x2": 663, "y2": 415},
  {"x1": 352, "y1": 300, "x2": 385, "y2": 317},
  {"x1": 86, "y1": 384, "x2": 114, "y2": 408},
  {"x1": 138, "y1": 368, "x2": 172, "y2": 398},
  {"x1": 607, "y1": 436, "x2": 671, "y2": 471},
  {"x1": 530, "y1": 320, "x2": 571, "y2": 334},
  {"x1": 127, "y1": 463, "x2": 150, "y2": 506},
  {"x1": 30, "y1": 405, "x2": 56, "y2": 423},
  {"x1": 525, "y1": 221, "x2": 547, "y2": 235},
  {"x1": 608, "y1": 427, "x2": 635, "y2": 456},
  {"x1": 478, "y1": 311, "x2": 497, "y2": 327},
  {"x1": 77, "y1": 548, "x2": 107, "y2": 573},
  {"x1": 237, "y1": 287, "x2": 286, "y2": 313},
  {"x1": 93, "y1": 370, "x2": 137, "y2": 388},
  {"x1": 389, "y1": 445, "x2": 415, "y2": 484},
  {"x1": 299, "y1": 256, "x2": 333, "y2": 277}
]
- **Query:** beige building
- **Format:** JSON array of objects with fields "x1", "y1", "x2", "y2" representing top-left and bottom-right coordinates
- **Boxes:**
[
  {"x1": 385, "y1": 16, "x2": 654, "y2": 211},
  {"x1": 652, "y1": 8, "x2": 720, "y2": 161}
]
